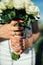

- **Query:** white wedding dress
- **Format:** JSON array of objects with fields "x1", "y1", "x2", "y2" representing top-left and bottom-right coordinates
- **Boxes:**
[{"x1": 0, "y1": 27, "x2": 36, "y2": 65}]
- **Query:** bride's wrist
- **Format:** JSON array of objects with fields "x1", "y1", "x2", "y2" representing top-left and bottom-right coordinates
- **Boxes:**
[{"x1": 25, "y1": 37, "x2": 34, "y2": 49}]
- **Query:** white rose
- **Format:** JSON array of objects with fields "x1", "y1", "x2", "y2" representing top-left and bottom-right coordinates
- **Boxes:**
[
  {"x1": 34, "y1": 13, "x2": 40, "y2": 20},
  {"x1": 7, "y1": 0, "x2": 14, "y2": 9},
  {"x1": 2, "y1": 0, "x2": 10, "y2": 6},
  {"x1": 2, "y1": 0, "x2": 13, "y2": 9},
  {"x1": 0, "y1": 2, "x2": 6, "y2": 10},
  {"x1": 25, "y1": 1, "x2": 40, "y2": 16},
  {"x1": 24, "y1": 1, "x2": 34, "y2": 9},
  {"x1": 13, "y1": 0, "x2": 25, "y2": 10},
  {"x1": 0, "y1": 10, "x2": 3, "y2": 13},
  {"x1": 26, "y1": 6, "x2": 39, "y2": 15}
]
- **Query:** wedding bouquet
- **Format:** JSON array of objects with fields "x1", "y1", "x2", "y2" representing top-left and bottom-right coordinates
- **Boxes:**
[{"x1": 0, "y1": 0, "x2": 40, "y2": 60}]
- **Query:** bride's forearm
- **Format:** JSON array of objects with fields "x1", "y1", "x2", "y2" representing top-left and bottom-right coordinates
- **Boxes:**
[
  {"x1": 26, "y1": 32, "x2": 40, "y2": 49},
  {"x1": 32, "y1": 32, "x2": 40, "y2": 43}
]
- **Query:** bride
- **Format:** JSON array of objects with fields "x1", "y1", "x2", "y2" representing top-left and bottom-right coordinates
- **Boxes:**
[{"x1": 0, "y1": 19, "x2": 40, "y2": 65}]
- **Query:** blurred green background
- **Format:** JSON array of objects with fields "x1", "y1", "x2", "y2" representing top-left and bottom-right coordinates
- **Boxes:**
[
  {"x1": 32, "y1": 0, "x2": 43, "y2": 65},
  {"x1": 34, "y1": 22, "x2": 43, "y2": 65}
]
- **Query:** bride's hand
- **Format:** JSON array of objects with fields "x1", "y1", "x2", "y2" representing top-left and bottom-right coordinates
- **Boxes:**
[
  {"x1": 0, "y1": 20, "x2": 23, "y2": 39},
  {"x1": 11, "y1": 35, "x2": 23, "y2": 55},
  {"x1": 11, "y1": 36, "x2": 33, "y2": 55}
]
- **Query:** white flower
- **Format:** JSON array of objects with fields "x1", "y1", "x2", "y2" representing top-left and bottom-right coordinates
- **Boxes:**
[
  {"x1": 13, "y1": 0, "x2": 25, "y2": 10},
  {"x1": 7, "y1": 0, "x2": 14, "y2": 9},
  {"x1": 24, "y1": 1, "x2": 34, "y2": 9},
  {"x1": 0, "y1": 2, "x2": 6, "y2": 10},
  {"x1": 26, "y1": 6, "x2": 39, "y2": 15},
  {"x1": 0, "y1": 10, "x2": 3, "y2": 13},
  {"x1": 2, "y1": 0, "x2": 10, "y2": 6},
  {"x1": 2, "y1": 0, "x2": 13, "y2": 9},
  {"x1": 25, "y1": 1, "x2": 40, "y2": 16},
  {"x1": 34, "y1": 13, "x2": 40, "y2": 20}
]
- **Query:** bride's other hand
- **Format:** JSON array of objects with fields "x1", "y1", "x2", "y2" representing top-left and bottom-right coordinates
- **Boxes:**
[{"x1": 11, "y1": 36, "x2": 23, "y2": 55}]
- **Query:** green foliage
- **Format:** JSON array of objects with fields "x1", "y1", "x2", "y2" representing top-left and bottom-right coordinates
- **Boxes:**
[
  {"x1": 0, "y1": 8, "x2": 36, "y2": 27},
  {"x1": 1, "y1": 8, "x2": 16, "y2": 23},
  {"x1": 11, "y1": 52, "x2": 20, "y2": 60}
]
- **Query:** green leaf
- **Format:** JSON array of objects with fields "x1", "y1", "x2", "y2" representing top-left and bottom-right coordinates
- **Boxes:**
[{"x1": 11, "y1": 52, "x2": 20, "y2": 60}]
